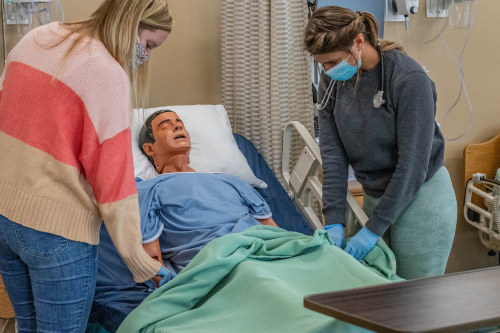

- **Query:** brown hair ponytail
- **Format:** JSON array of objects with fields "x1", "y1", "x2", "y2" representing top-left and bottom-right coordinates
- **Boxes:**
[{"x1": 304, "y1": 6, "x2": 405, "y2": 55}]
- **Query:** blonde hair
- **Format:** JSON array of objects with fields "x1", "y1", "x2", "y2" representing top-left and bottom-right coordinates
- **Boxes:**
[
  {"x1": 50, "y1": 0, "x2": 173, "y2": 109},
  {"x1": 304, "y1": 6, "x2": 405, "y2": 56}
]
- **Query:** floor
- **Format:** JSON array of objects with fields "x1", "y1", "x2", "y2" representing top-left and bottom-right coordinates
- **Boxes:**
[{"x1": 0, "y1": 317, "x2": 15, "y2": 333}]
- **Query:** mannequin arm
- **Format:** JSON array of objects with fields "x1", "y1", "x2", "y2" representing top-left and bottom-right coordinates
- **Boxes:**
[
  {"x1": 142, "y1": 238, "x2": 168, "y2": 287},
  {"x1": 257, "y1": 217, "x2": 278, "y2": 227}
]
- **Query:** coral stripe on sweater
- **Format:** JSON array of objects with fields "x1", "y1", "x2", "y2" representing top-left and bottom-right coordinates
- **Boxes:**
[{"x1": 0, "y1": 61, "x2": 85, "y2": 171}]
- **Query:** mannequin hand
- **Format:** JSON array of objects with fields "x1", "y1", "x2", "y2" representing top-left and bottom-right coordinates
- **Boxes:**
[
  {"x1": 344, "y1": 226, "x2": 379, "y2": 260},
  {"x1": 324, "y1": 224, "x2": 345, "y2": 248},
  {"x1": 144, "y1": 267, "x2": 173, "y2": 290},
  {"x1": 156, "y1": 265, "x2": 175, "y2": 287}
]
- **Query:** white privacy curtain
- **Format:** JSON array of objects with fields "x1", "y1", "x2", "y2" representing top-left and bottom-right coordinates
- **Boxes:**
[{"x1": 222, "y1": 0, "x2": 314, "y2": 183}]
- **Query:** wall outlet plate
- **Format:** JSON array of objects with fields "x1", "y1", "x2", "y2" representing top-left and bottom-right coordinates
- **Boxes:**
[{"x1": 426, "y1": 0, "x2": 448, "y2": 17}]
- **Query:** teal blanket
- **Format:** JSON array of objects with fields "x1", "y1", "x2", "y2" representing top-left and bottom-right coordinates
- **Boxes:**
[{"x1": 117, "y1": 226, "x2": 402, "y2": 333}]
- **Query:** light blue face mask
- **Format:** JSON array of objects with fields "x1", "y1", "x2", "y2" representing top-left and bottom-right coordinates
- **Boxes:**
[{"x1": 324, "y1": 45, "x2": 361, "y2": 81}]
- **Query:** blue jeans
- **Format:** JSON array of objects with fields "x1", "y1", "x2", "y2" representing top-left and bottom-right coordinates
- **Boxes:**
[{"x1": 0, "y1": 214, "x2": 97, "y2": 333}]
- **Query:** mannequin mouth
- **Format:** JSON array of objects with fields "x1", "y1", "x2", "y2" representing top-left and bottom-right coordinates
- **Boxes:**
[{"x1": 174, "y1": 135, "x2": 187, "y2": 140}]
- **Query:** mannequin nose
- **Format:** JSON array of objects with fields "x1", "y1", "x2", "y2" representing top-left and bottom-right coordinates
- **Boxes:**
[{"x1": 173, "y1": 123, "x2": 183, "y2": 131}]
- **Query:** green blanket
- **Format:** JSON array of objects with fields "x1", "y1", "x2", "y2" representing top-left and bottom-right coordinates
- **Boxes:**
[{"x1": 117, "y1": 226, "x2": 402, "y2": 333}]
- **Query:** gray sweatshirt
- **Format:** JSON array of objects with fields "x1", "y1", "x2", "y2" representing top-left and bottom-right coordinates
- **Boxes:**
[{"x1": 318, "y1": 49, "x2": 445, "y2": 236}]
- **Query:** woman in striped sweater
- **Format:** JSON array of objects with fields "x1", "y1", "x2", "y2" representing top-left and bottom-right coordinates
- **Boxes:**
[{"x1": 0, "y1": 0, "x2": 173, "y2": 331}]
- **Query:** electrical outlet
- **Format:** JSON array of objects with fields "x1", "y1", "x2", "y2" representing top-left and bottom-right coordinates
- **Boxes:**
[{"x1": 426, "y1": 0, "x2": 448, "y2": 17}]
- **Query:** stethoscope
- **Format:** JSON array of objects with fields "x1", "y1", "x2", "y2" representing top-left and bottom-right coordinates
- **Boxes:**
[{"x1": 316, "y1": 42, "x2": 386, "y2": 110}]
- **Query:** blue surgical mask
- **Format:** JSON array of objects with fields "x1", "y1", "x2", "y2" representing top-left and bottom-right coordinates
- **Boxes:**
[{"x1": 324, "y1": 44, "x2": 361, "y2": 81}]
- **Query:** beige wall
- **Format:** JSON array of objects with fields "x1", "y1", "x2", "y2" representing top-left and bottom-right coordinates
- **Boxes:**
[
  {"x1": 147, "y1": 0, "x2": 222, "y2": 107},
  {"x1": 384, "y1": 1, "x2": 500, "y2": 273},
  {"x1": 0, "y1": 0, "x2": 222, "y2": 106}
]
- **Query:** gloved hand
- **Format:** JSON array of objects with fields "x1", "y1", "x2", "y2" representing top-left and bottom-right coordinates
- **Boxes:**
[
  {"x1": 344, "y1": 226, "x2": 379, "y2": 261},
  {"x1": 156, "y1": 265, "x2": 175, "y2": 287},
  {"x1": 324, "y1": 224, "x2": 345, "y2": 248}
]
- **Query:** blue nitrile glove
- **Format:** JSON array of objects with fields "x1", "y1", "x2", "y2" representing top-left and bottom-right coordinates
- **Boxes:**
[
  {"x1": 156, "y1": 266, "x2": 175, "y2": 287},
  {"x1": 324, "y1": 224, "x2": 345, "y2": 248},
  {"x1": 344, "y1": 226, "x2": 379, "y2": 261}
]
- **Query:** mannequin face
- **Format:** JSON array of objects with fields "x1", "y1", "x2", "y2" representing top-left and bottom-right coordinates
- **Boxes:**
[{"x1": 142, "y1": 112, "x2": 191, "y2": 170}]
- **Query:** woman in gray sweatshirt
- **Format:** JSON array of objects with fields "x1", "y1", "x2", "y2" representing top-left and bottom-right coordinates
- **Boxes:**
[{"x1": 304, "y1": 6, "x2": 456, "y2": 279}]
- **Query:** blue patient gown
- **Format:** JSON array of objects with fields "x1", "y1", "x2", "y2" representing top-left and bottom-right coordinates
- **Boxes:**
[{"x1": 136, "y1": 173, "x2": 272, "y2": 271}]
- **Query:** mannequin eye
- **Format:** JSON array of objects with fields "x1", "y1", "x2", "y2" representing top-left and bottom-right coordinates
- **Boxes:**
[{"x1": 158, "y1": 119, "x2": 172, "y2": 128}]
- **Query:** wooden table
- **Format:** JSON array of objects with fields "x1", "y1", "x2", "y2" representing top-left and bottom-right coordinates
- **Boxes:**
[{"x1": 304, "y1": 267, "x2": 500, "y2": 333}]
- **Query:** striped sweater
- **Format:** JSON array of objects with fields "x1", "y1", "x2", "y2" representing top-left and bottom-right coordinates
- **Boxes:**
[{"x1": 0, "y1": 22, "x2": 160, "y2": 282}]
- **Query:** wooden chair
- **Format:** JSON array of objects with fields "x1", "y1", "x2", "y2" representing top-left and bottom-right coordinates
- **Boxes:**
[{"x1": 464, "y1": 134, "x2": 500, "y2": 188}]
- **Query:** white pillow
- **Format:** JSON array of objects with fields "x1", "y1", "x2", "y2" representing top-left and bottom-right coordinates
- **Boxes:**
[{"x1": 131, "y1": 105, "x2": 267, "y2": 188}]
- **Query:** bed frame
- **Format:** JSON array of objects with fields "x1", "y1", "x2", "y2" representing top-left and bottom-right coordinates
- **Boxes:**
[{"x1": 282, "y1": 121, "x2": 368, "y2": 237}]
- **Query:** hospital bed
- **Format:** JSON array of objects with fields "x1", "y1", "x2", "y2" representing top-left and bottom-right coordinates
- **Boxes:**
[{"x1": 86, "y1": 120, "x2": 368, "y2": 332}]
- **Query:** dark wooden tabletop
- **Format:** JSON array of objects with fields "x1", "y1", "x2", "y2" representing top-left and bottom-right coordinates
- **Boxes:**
[{"x1": 304, "y1": 267, "x2": 500, "y2": 333}]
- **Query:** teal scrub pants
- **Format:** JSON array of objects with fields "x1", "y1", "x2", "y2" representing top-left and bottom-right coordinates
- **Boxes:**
[{"x1": 362, "y1": 166, "x2": 457, "y2": 280}]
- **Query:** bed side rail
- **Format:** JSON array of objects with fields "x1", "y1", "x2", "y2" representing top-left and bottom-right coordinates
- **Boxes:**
[
  {"x1": 282, "y1": 121, "x2": 368, "y2": 235},
  {"x1": 464, "y1": 175, "x2": 500, "y2": 250}
]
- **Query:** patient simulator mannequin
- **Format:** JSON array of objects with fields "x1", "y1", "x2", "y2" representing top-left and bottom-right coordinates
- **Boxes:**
[{"x1": 139, "y1": 110, "x2": 277, "y2": 287}]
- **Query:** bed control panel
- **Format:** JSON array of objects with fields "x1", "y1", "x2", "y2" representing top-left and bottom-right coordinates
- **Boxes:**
[{"x1": 289, "y1": 146, "x2": 319, "y2": 195}]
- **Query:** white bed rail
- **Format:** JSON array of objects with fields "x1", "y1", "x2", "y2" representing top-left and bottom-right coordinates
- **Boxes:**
[
  {"x1": 464, "y1": 175, "x2": 500, "y2": 250},
  {"x1": 282, "y1": 121, "x2": 368, "y2": 236}
]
